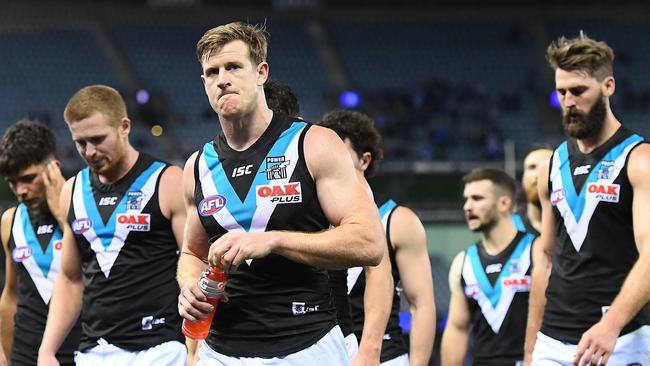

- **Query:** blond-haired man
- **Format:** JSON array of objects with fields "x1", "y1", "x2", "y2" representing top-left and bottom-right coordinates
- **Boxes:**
[{"x1": 177, "y1": 22, "x2": 385, "y2": 365}]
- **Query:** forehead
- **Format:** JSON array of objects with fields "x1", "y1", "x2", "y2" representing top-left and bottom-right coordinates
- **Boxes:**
[
  {"x1": 69, "y1": 112, "x2": 115, "y2": 138},
  {"x1": 6, "y1": 163, "x2": 45, "y2": 180},
  {"x1": 463, "y1": 179, "x2": 494, "y2": 196},
  {"x1": 555, "y1": 68, "x2": 599, "y2": 89},
  {"x1": 524, "y1": 149, "x2": 553, "y2": 168},
  {"x1": 201, "y1": 40, "x2": 252, "y2": 68}
]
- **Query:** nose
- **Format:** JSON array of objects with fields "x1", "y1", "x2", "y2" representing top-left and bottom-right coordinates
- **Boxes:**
[
  {"x1": 563, "y1": 92, "x2": 577, "y2": 109},
  {"x1": 463, "y1": 199, "x2": 472, "y2": 212},
  {"x1": 15, "y1": 182, "x2": 29, "y2": 197},
  {"x1": 85, "y1": 143, "x2": 97, "y2": 158},
  {"x1": 217, "y1": 71, "x2": 230, "y2": 89}
]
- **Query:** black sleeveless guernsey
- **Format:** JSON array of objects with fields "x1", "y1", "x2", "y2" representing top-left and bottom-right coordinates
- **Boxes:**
[
  {"x1": 194, "y1": 112, "x2": 336, "y2": 357},
  {"x1": 68, "y1": 153, "x2": 183, "y2": 351}
]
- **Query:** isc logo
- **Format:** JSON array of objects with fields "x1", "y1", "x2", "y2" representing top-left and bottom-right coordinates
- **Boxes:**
[
  {"x1": 117, "y1": 214, "x2": 151, "y2": 232},
  {"x1": 256, "y1": 183, "x2": 302, "y2": 205},
  {"x1": 99, "y1": 197, "x2": 118, "y2": 206},
  {"x1": 199, "y1": 195, "x2": 227, "y2": 216},
  {"x1": 37, "y1": 224, "x2": 54, "y2": 235},
  {"x1": 232, "y1": 164, "x2": 253, "y2": 178},
  {"x1": 72, "y1": 218, "x2": 93, "y2": 235},
  {"x1": 12, "y1": 247, "x2": 33, "y2": 262}
]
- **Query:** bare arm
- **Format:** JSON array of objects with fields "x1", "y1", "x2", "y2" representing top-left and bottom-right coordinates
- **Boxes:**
[
  {"x1": 38, "y1": 178, "x2": 83, "y2": 364},
  {"x1": 209, "y1": 126, "x2": 385, "y2": 270},
  {"x1": 352, "y1": 247, "x2": 393, "y2": 365},
  {"x1": 0, "y1": 208, "x2": 17, "y2": 364},
  {"x1": 392, "y1": 207, "x2": 435, "y2": 366},
  {"x1": 177, "y1": 152, "x2": 215, "y2": 323},
  {"x1": 441, "y1": 252, "x2": 471, "y2": 366},
  {"x1": 159, "y1": 165, "x2": 187, "y2": 250},
  {"x1": 574, "y1": 144, "x2": 650, "y2": 366},
  {"x1": 523, "y1": 158, "x2": 554, "y2": 365}
]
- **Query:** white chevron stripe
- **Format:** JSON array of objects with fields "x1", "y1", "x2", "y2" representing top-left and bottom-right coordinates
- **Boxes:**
[
  {"x1": 551, "y1": 141, "x2": 640, "y2": 252},
  {"x1": 199, "y1": 125, "x2": 306, "y2": 266},
  {"x1": 462, "y1": 243, "x2": 531, "y2": 333},
  {"x1": 73, "y1": 166, "x2": 164, "y2": 277},
  {"x1": 12, "y1": 208, "x2": 58, "y2": 304}
]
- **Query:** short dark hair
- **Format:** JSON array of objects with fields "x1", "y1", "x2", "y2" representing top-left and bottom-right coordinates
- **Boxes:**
[
  {"x1": 320, "y1": 109, "x2": 383, "y2": 177},
  {"x1": 265, "y1": 79, "x2": 300, "y2": 116},
  {"x1": 523, "y1": 143, "x2": 554, "y2": 160},
  {"x1": 0, "y1": 120, "x2": 57, "y2": 177},
  {"x1": 462, "y1": 168, "x2": 516, "y2": 200}
]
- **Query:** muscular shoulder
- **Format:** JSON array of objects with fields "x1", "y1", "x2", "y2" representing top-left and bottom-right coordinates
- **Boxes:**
[
  {"x1": 303, "y1": 125, "x2": 351, "y2": 179},
  {"x1": 628, "y1": 143, "x2": 650, "y2": 186},
  {"x1": 158, "y1": 164, "x2": 184, "y2": 217},
  {"x1": 389, "y1": 206, "x2": 426, "y2": 251},
  {"x1": 448, "y1": 251, "x2": 466, "y2": 295},
  {"x1": 1, "y1": 206, "x2": 17, "y2": 248}
]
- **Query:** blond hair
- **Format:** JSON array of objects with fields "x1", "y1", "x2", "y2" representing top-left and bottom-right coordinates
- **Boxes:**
[
  {"x1": 546, "y1": 31, "x2": 615, "y2": 81},
  {"x1": 64, "y1": 85, "x2": 127, "y2": 126},
  {"x1": 196, "y1": 22, "x2": 268, "y2": 66}
]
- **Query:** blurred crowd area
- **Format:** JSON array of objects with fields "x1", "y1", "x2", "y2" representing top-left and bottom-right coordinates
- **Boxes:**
[{"x1": 1, "y1": 1, "x2": 650, "y2": 212}]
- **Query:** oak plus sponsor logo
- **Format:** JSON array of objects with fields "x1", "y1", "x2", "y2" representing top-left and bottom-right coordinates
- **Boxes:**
[
  {"x1": 198, "y1": 195, "x2": 227, "y2": 216},
  {"x1": 502, "y1": 275, "x2": 531, "y2": 292},
  {"x1": 72, "y1": 218, "x2": 93, "y2": 235},
  {"x1": 550, "y1": 188, "x2": 566, "y2": 206},
  {"x1": 116, "y1": 214, "x2": 151, "y2": 232},
  {"x1": 256, "y1": 182, "x2": 302, "y2": 205},
  {"x1": 586, "y1": 183, "x2": 620, "y2": 203},
  {"x1": 12, "y1": 247, "x2": 33, "y2": 262}
]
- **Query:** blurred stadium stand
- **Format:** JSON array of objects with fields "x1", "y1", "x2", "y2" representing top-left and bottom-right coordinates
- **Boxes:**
[{"x1": 2, "y1": 2, "x2": 650, "y2": 364}]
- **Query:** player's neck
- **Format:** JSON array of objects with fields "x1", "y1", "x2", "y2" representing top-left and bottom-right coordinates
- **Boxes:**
[
  {"x1": 481, "y1": 218, "x2": 518, "y2": 256},
  {"x1": 575, "y1": 114, "x2": 620, "y2": 154},
  {"x1": 526, "y1": 202, "x2": 542, "y2": 232},
  {"x1": 98, "y1": 147, "x2": 139, "y2": 185},
  {"x1": 220, "y1": 103, "x2": 273, "y2": 151}
]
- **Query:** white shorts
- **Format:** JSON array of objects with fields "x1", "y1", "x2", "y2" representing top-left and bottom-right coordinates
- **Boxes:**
[
  {"x1": 381, "y1": 353, "x2": 409, "y2": 366},
  {"x1": 196, "y1": 325, "x2": 350, "y2": 365},
  {"x1": 344, "y1": 332, "x2": 359, "y2": 359},
  {"x1": 532, "y1": 326, "x2": 650, "y2": 365},
  {"x1": 74, "y1": 340, "x2": 187, "y2": 366}
]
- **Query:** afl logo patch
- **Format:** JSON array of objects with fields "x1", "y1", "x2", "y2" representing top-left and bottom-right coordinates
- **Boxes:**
[
  {"x1": 550, "y1": 188, "x2": 566, "y2": 206},
  {"x1": 199, "y1": 195, "x2": 227, "y2": 216},
  {"x1": 72, "y1": 218, "x2": 93, "y2": 235},
  {"x1": 12, "y1": 247, "x2": 33, "y2": 262}
]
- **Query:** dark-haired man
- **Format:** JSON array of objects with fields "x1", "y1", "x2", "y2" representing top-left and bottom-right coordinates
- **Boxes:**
[
  {"x1": 442, "y1": 168, "x2": 535, "y2": 366},
  {"x1": 512, "y1": 145, "x2": 553, "y2": 235},
  {"x1": 321, "y1": 109, "x2": 435, "y2": 366},
  {"x1": 0, "y1": 120, "x2": 80, "y2": 366}
]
